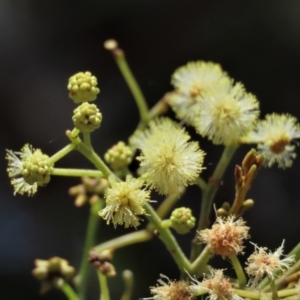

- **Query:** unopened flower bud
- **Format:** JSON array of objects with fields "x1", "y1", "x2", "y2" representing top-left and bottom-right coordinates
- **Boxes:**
[
  {"x1": 104, "y1": 141, "x2": 133, "y2": 170},
  {"x1": 22, "y1": 149, "x2": 53, "y2": 186},
  {"x1": 170, "y1": 207, "x2": 195, "y2": 234},
  {"x1": 68, "y1": 71, "x2": 100, "y2": 103},
  {"x1": 72, "y1": 102, "x2": 102, "y2": 133}
]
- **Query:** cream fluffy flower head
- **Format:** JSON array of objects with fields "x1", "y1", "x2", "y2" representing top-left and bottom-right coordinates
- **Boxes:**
[
  {"x1": 134, "y1": 118, "x2": 205, "y2": 196},
  {"x1": 199, "y1": 215, "x2": 250, "y2": 258},
  {"x1": 243, "y1": 113, "x2": 300, "y2": 168},
  {"x1": 189, "y1": 269, "x2": 243, "y2": 300},
  {"x1": 245, "y1": 241, "x2": 295, "y2": 288},
  {"x1": 195, "y1": 81, "x2": 260, "y2": 145},
  {"x1": 99, "y1": 176, "x2": 150, "y2": 228},
  {"x1": 169, "y1": 61, "x2": 230, "y2": 126}
]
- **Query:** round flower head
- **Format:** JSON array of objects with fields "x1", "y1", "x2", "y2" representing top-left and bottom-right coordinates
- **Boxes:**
[
  {"x1": 145, "y1": 274, "x2": 194, "y2": 300},
  {"x1": 245, "y1": 241, "x2": 295, "y2": 288},
  {"x1": 67, "y1": 71, "x2": 100, "y2": 103},
  {"x1": 189, "y1": 269, "x2": 243, "y2": 300},
  {"x1": 99, "y1": 176, "x2": 150, "y2": 228},
  {"x1": 195, "y1": 81, "x2": 259, "y2": 145},
  {"x1": 199, "y1": 215, "x2": 250, "y2": 258},
  {"x1": 135, "y1": 118, "x2": 205, "y2": 196},
  {"x1": 6, "y1": 144, "x2": 53, "y2": 196},
  {"x1": 169, "y1": 61, "x2": 230, "y2": 126},
  {"x1": 170, "y1": 207, "x2": 196, "y2": 234},
  {"x1": 104, "y1": 141, "x2": 133, "y2": 171},
  {"x1": 72, "y1": 102, "x2": 102, "y2": 132},
  {"x1": 243, "y1": 113, "x2": 300, "y2": 168}
]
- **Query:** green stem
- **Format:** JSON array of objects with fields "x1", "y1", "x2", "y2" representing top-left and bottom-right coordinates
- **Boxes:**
[
  {"x1": 270, "y1": 278, "x2": 279, "y2": 300},
  {"x1": 230, "y1": 255, "x2": 247, "y2": 288},
  {"x1": 144, "y1": 203, "x2": 192, "y2": 272},
  {"x1": 114, "y1": 51, "x2": 149, "y2": 124},
  {"x1": 191, "y1": 245, "x2": 210, "y2": 275},
  {"x1": 190, "y1": 144, "x2": 238, "y2": 261},
  {"x1": 66, "y1": 130, "x2": 113, "y2": 178},
  {"x1": 75, "y1": 201, "x2": 103, "y2": 300},
  {"x1": 48, "y1": 144, "x2": 76, "y2": 165},
  {"x1": 51, "y1": 168, "x2": 103, "y2": 178},
  {"x1": 83, "y1": 132, "x2": 91, "y2": 148},
  {"x1": 233, "y1": 288, "x2": 298, "y2": 299},
  {"x1": 121, "y1": 270, "x2": 134, "y2": 300},
  {"x1": 94, "y1": 230, "x2": 152, "y2": 253},
  {"x1": 97, "y1": 272, "x2": 110, "y2": 300},
  {"x1": 60, "y1": 283, "x2": 79, "y2": 300},
  {"x1": 196, "y1": 177, "x2": 207, "y2": 191}
]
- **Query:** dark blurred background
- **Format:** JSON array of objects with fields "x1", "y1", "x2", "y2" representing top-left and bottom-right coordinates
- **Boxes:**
[{"x1": 1, "y1": 0, "x2": 300, "y2": 299}]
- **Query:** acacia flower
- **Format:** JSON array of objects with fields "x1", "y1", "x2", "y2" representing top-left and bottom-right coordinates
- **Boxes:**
[
  {"x1": 169, "y1": 61, "x2": 230, "y2": 126},
  {"x1": 144, "y1": 274, "x2": 194, "y2": 300},
  {"x1": 99, "y1": 176, "x2": 150, "y2": 228},
  {"x1": 199, "y1": 215, "x2": 250, "y2": 258},
  {"x1": 242, "y1": 113, "x2": 300, "y2": 168},
  {"x1": 133, "y1": 118, "x2": 205, "y2": 195},
  {"x1": 189, "y1": 269, "x2": 243, "y2": 300},
  {"x1": 195, "y1": 81, "x2": 259, "y2": 145},
  {"x1": 245, "y1": 241, "x2": 295, "y2": 288},
  {"x1": 6, "y1": 144, "x2": 53, "y2": 196}
]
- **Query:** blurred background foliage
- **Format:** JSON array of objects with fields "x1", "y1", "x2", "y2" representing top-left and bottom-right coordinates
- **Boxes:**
[{"x1": 1, "y1": 0, "x2": 300, "y2": 299}]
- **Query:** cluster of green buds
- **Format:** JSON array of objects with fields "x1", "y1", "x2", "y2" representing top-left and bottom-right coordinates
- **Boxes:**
[
  {"x1": 72, "y1": 102, "x2": 102, "y2": 132},
  {"x1": 170, "y1": 207, "x2": 196, "y2": 234},
  {"x1": 68, "y1": 71, "x2": 100, "y2": 103},
  {"x1": 22, "y1": 148, "x2": 53, "y2": 186},
  {"x1": 32, "y1": 257, "x2": 75, "y2": 294},
  {"x1": 88, "y1": 249, "x2": 116, "y2": 277},
  {"x1": 104, "y1": 141, "x2": 133, "y2": 171},
  {"x1": 68, "y1": 177, "x2": 108, "y2": 207}
]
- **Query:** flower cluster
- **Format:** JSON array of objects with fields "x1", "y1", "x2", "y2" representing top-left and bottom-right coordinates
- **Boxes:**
[
  {"x1": 169, "y1": 61, "x2": 259, "y2": 145},
  {"x1": 99, "y1": 176, "x2": 150, "y2": 228},
  {"x1": 131, "y1": 117, "x2": 205, "y2": 195}
]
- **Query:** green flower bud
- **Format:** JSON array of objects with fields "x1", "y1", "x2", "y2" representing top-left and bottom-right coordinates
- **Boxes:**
[
  {"x1": 170, "y1": 207, "x2": 196, "y2": 234},
  {"x1": 72, "y1": 102, "x2": 102, "y2": 132},
  {"x1": 68, "y1": 71, "x2": 100, "y2": 103},
  {"x1": 104, "y1": 141, "x2": 133, "y2": 170},
  {"x1": 22, "y1": 149, "x2": 53, "y2": 186}
]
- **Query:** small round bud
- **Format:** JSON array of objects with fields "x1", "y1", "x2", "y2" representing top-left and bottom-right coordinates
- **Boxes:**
[
  {"x1": 104, "y1": 141, "x2": 133, "y2": 170},
  {"x1": 22, "y1": 149, "x2": 53, "y2": 186},
  {"x1": 68, "y1": 71, "x2": 100, "y2": 103},
  {"x1": 72, "y1": 102, "x2": 102, "y2": 132},
  {"x1": 170, "y1": 207, "x2": 196, "y2": 234},
  {"x1": 104, "y1": 39, "x2": 118, "y2": 51}
]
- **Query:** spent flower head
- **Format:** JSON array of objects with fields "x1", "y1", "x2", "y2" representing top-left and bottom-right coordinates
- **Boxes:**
[
  {"x1": 6, "y1": 144, "x2": 53, "y2": 196},
  {"x1": 195, "y1": 81, "x2": 259, "y2": 145},
  {"x1": 68, "y1": 71, "x2": 100, "y2": 103},
  {"x1": 243, "y1": 113, "x2": 300, "y2": 168},
  {"x1": 189, "y1": 269, "x2": 243, "y2": 300},
  {"x1": 199, "y1": 215, "x2": 250, "y2": 258},
  {"x1": 98, "y1": 176, "x2": 150, "y2": 228},
  {"x1": 145, "y1": 274, "x2": 194, "y2": 300},
  {"x1": 245, "y1": 241, "x2": 295, "y2": 287},
  {"x1": 134, "y1": 117, "x2": 205, "y2": 195}
]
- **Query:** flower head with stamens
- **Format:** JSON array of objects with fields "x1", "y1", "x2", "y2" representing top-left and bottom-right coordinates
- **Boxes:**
[
  {"x1": 99, "y1": 176, "x2": 150, "y2": 228},
  {"x1": 189, "y1": 269, "x2": 243, "y2": 300},
  {"x1": 242, "y1": 113, "x2": 300, "y2": 168},
  {"x1": 195, "y1": 81, "x2": 259, "y2": 145},
  {"x1": 169, "y1": 61, "x2": 230, "y2": 126},
  {"x1": 6, "y1": 144, "x2": 53, "y2": 196},
  {"x1": 145, "y1": 274, "x2": 194, "y2": 300},
  {"x1": 199, "y1": 215, "x2": 250, "y2": 258},
  {"x1": 134, "y1": 117, "x2": 205, "y2": 196},
  {"x1": 245, "y1": 241, "x2": 295, "y2": 288}
]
